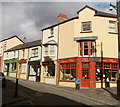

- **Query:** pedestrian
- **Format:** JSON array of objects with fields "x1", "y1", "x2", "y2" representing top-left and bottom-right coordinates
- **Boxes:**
[
  {"x1": 75, "y1": 78, "x2": 80, "y2": 90},
  {"x1": 106, "y1": 77, "x2": 110, "y2": 88}
]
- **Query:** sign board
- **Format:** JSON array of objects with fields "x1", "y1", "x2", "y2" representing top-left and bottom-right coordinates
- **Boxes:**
[{"x1": 42, "y1": 61, "x2": 54, "y2": 65}]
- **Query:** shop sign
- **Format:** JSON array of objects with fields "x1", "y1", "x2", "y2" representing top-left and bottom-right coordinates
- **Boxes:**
[{"x1": 42, "y1": 61, "x2": 54, "y2": 65}]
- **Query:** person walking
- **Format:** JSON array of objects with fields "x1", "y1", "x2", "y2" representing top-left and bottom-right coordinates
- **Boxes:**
[
  {"x1": 75, "y1": 78, "x2": 80, "y2": 90},
  {"x1": 106, "y1": 77, "x2": 110, "y2": 88}
]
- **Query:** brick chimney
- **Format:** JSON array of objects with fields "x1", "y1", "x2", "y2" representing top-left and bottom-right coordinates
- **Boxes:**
[{"x1": 58, "y1": 13, "x2": 68, "y2": 23}]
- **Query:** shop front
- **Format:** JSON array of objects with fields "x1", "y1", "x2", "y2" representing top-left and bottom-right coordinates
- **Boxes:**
[
  {"x1": 58, "y1": 57, "x2": 118, "y2": 88},
  {"x1": 4, "y1": 58, "x2": 18, "y2": 77},
  {"x1": 42, "y1": 61, "x2": 56, "y2": 85},
  {"x1": 18, "y1": 59, "x2": 27, "y2": 79},
  {"x1": 28, "y1": 60, "x2": 41, "y2": 82}
]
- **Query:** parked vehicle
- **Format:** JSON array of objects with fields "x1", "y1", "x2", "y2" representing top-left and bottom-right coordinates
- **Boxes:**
[{"x1": 0, "y1": 72, "x2": 6, "y2": 87}]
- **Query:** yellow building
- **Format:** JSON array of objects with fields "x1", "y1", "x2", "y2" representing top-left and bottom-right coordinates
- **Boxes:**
[
  {"x1": 42, "y1": 5, "x2": 118, "y2": 88},
  {"x1": 0, "y1": 36, "x2": 24, "y2": 73}
]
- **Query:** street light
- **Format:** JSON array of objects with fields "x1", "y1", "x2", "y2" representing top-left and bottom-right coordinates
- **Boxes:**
[{"x1": 109, "y1": 0, "x2": 120, "y2": 99}]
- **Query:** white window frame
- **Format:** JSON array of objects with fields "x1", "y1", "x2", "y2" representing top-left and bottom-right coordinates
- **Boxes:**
[
  {"x1": 82, "y1": 22, "x2": 91, "y2": 32},
  {"x1": 50, "y1": 45, "x2": 55, "y2": 55},
  {"x1": 109, "y1": 21, "x2": 117, "y2": 33},
  {"x1": 44, "y1": 46, "x2": 48, "y2": 55},
  {"x1": 31, "y1": 48, "x2": 38, "y2": 57}
]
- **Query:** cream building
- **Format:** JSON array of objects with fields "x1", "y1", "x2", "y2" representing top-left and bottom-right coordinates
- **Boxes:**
[
  {"x1": 41, "y1": 5, "x2": 118, "y2": 88},
  {"x1": 0, "y1": 36, "x2": 24, "y2": 73}
]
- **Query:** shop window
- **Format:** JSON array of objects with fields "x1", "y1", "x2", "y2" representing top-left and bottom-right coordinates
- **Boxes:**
[
  {"x1": 96, "y1": 69, "x2": 102, "y2": 81},
  {"x1": 79, "y1": 41, "x2": 95, "y2": 56},
  {"x1": 82, "y1": 22, "x2": 91, "y2": 32},
  {"x1": 4, "y1": 63, "x2": 9, "y2": 71},
  {"x1": 31, "y1": 48, "x2": 38, "y2": 57},
  {"x1": 104, "y1": 63, "x2": 110, "y2": 69},
  {"x1": 50, "y1": 45, "x2": 54, "y2": 55},
  {"x1": 82, "y1": 63, "x2": 89, "y2": 68},
  {"x1": 30, "y1": 65, "x2": 37, "y2": 75},
  {"x1": 11, "y1": 62, "x2": 17, "y2": 72},
  {"x1": 111, "y1": 64, "x2": 118, "y2": 69},
  {"x1": 109, "y1": 21, "x2": 117, "y2": 33},
  {"x1": 47, "y1": 65, "x2": 55, "y2": 76},
  {"x1": 111, "y1": 70, "x2": 118, "y2": 81},
  {"x1": 60, "y1": 62, "x2": 76, "y2": 81}
]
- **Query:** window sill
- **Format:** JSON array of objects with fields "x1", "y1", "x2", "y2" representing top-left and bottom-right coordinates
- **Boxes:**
[
  {"x1": 48, "y1": 36, "x2": 54, "y2": 38},
  {"x1": 59, "y1": 80, "x2": 75, "y2": 82},
  {"x1": 108, "y1": 32, "x2": 118, "y2": 34},
  {"x1": 80, "y1": 31, "x2": 92, "y2": 33},
  {"x1": 30, "y1": 56, "x2": 38, "y2": 58}
]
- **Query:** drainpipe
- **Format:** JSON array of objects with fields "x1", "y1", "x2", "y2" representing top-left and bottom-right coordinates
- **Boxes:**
[{"x1": 56, "y1": 25, "x2": 59, "y2": 86}]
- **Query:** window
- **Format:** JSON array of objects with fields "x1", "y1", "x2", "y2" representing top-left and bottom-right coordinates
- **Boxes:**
[
  {"x1": 96, "y1": 69, "x2": 102, "y2": 81},
  {"x1": 11, "y1": 62, "x2": 17, "y2": 72},
  {"x1": 50, "y1": 45, "x2": 54, "y2": 55},
  {"x1": 60, "y1": 63, "x2": 76, "y2": 81},
  {"x1": 109, "y1": 21, "x2": 116, "y2": 33},
  {"x1": 44, "y1": 46, "x2": 48, "y2": 55},
  {"x1": 50, "y1": 28, "x2": 54, "y2": 35},
  {"x1": 21, "y1": 63, "x2": 27, "y2": 73},
  {"x1": 84, "y1": 42, "x2": 88, "y2": 55},
  {"x1": 22, "y1": 49, "x2": 25, "y2": 59},
  {"x1": 82, "y1": 22, "x2": 91, "y2": 32},
  {"x1": 14, "y1": 51, "x2": 16, "y2": 57},
  {"x1": 30, "y1": 65, "x2": 37, "y2": 75},
  {"x1": 82, "y1": 63, "x2": 89, "y2": 68},
  {"x1": 80, "y1": 41, "x2": 95, "y2": 56},
  {"x1": 82, "y1": 69, "x2": 89, "y2": 79},
  {"x1": 31, "y1": 48, "x2": 38, "y2": 57},
  {"x1": 111, "y1": 70, "x2": 118, "y2": 81}
]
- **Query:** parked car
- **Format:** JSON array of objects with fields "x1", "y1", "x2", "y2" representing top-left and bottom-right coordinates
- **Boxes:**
[{"x1": 0, "y1": 72, "x2": 6, "y2": 87}]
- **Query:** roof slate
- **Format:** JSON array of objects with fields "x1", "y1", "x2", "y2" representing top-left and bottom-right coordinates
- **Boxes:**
[{"x1": 5, "y1": 40, "x2": 41, "y2": 52}]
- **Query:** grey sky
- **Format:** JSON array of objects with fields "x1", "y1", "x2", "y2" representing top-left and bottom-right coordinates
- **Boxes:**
[{"x1": 1, "y1": 1, "x2": 116, "y2": 42}]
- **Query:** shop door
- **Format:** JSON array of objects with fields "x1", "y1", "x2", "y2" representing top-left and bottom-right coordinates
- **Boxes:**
[
  {"x1": 36, "y1": 66, "x2": 40, "y2": 82},
  {"x1": 81, "y1": 69, "x2": 90, "y2": 87}
]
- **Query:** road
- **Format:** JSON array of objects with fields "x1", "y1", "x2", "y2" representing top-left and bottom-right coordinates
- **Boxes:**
[{"x1": 2, "y1": 79, "x2": 91, "y2": 106}]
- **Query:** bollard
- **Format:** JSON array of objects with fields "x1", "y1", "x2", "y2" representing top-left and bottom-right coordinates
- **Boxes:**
[{"x1": 14, "y1": 78, "x2": 18, "y2": 97}]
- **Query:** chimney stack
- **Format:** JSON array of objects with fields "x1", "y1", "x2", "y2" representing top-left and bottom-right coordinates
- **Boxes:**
[{"x1": 58, "y1": 13, "x2": 68, "y2": 23}]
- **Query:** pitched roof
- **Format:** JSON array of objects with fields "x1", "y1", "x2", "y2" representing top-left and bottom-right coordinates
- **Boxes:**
[
  {"x1": 41, "y1": 16, "x2": 78, "y2": 31},
  {"x1": 77, "y1": 5, "x2": 117, "y2": 18},
  {"x1": 5, "y1": 40, "x2": 41, "y2": 52},
  {"x1": 0, "y1": 35, "x2": 24, "y2": 43}
]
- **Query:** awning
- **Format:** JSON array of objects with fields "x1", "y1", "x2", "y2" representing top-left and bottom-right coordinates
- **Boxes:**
[{"x1": 74, "y1": 36, "x2": 98, "y2": 41}]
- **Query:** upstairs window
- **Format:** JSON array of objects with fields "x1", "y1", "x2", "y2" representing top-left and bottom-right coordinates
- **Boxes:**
[
  {"x1": 109, "y1": 21, "x2": 117, "y2": 33},
  {"x1": 44, "y1": 46, "x2": 48, "y2": 55},
  {"x1": 82, "y1": 22, "x2": 91, "y2": 32},
  {"x1": 50, "y1": 45, "x2": 55, "y2": 55},
  {"x1": 80, "y1": 41, "x2": 95, "y2": 56},
  {"x1": 50, "y1": 28, "x2": 54, "y2": 35},
  {"x1": 31, "y1": 48, "x2": 38, "y2": 57}
]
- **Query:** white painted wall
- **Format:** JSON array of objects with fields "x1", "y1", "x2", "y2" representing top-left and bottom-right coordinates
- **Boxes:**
[
  {"x1": 4, "y1": 50, "x2": 18, "y2": 60},
  {"x1": 42, "y1": 26, "x2": 58, "y2": 62},
  {"x1": 29, "y1": 46, "x2": 41, "y2": 61}
]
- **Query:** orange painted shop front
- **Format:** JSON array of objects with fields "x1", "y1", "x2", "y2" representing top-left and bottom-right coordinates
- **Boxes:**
[{"x1": 58, "y1": 57, "x2": 118, "y2": 88}]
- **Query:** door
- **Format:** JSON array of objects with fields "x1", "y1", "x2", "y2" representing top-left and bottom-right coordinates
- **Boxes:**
[
  {"x1": 36, "y1": 65, "x2": 41, "y2": 82},
  {"x1": 81, "y1": 68, "x2": 90, "y2": 87}
]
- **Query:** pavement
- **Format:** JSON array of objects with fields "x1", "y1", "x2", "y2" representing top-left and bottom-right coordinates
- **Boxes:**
[{"x1": 2, "y1": 77, "x2": 120, "y2": 106}]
